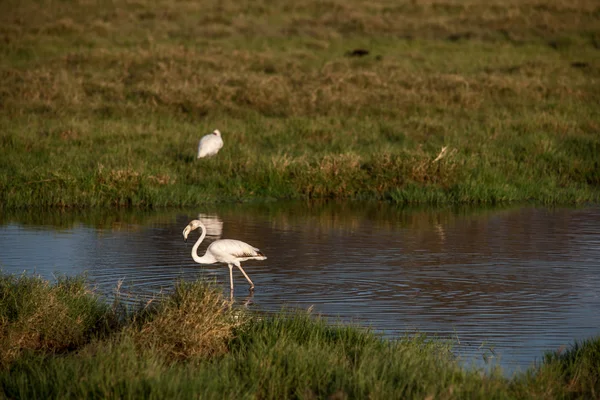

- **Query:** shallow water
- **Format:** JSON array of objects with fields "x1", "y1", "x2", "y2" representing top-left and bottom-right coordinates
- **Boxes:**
[{"x1": 1, "y1": 202, "x2": 599, "y2": 374}]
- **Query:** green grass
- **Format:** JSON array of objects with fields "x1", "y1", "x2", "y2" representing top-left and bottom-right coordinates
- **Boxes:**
[
  {"x1": 0, "y1": 273, "x2": 117, "y2": 367},
  {"x1": 1, "y1": 273, "x2": 600, "y2": 399},
  {"x1": 1, "y1": 0, "x2": 599, "y2": 209}
]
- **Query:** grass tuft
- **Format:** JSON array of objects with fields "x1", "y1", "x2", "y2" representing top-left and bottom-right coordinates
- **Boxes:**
[
  {"x1": 513, "y1": 338, "x2": 600, "y2": 398},
  {"x1": 0, "y1": 273, "x2": 116, "y2": 367},
  {"x1": 128, "y1": 281, "x2": 244, "y2": 362}
]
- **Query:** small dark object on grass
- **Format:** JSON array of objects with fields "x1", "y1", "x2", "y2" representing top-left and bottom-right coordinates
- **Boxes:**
[
  {"x1": 345, "y1": 49, "x2": 370, "y2": 57},
  {"x1": 571, "y1": 62, "x2": 589, "y2": 69},
  {"x1": 447, "y1": 32, "x2": 475, "y2": 42}
]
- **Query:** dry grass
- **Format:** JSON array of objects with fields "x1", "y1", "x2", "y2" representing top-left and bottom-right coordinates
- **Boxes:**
[
  {"x1": 0, "y1": 274, "x2": 112, "y2": 366},
  {"x1": 1, "y1": 0, "x2": 597, "y2": 119},
  {"x1": 0, "y1": 0, "x2": 599, "y2": 207},
  {"x1": 0, "y1": 274, "x2": 246, "y2": 367},
  {"x1": 128, "y1": 281, "x2": 246, "y2": 362},
  {"x1": 1, "y1": 45, "x2": 595, "y2": 120},
  {"x1": 1, "y1": 272, "x2": 599, "y2": 398}
]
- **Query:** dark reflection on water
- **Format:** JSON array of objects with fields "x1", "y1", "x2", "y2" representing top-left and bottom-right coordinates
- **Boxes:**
[{"x1": 1, "y1": 202, "x2": 600, "y2": 375}]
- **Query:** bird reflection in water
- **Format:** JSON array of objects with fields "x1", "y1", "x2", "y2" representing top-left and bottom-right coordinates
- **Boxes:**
[{"x1": 197, "y1": 213, "x2": 223, "y2": 239}]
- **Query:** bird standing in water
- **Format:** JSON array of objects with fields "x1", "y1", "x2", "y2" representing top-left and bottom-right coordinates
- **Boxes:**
[
  {"x1": 197, "y1": 129, "x2": 223, "y2": 158},
  {"x1": 183, "y1": 219, "x2": 266, "y2": 292}
]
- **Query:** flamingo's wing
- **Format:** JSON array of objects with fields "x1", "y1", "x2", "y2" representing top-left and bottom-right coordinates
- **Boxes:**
[{"x1": 208, "y1": 239, "x2": 266, "y2": 260}]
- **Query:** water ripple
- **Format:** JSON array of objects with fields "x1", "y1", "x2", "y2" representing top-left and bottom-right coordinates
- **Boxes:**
[{"x1": 1, "y1": 205, "x2": 600, "y2": 375}]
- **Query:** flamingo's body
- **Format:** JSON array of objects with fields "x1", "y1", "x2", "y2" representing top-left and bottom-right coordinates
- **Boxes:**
[
  {"x1": 183, "y1": 219, "x2": 266, "y2": 292},
  {"x1": 197, "y1": 129, "x2": 223, "y2": 158}
]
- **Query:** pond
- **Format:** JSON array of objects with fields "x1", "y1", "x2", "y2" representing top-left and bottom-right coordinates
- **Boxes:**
[{"x1": 1, "y1": 202, "x2": 599, "y2": 375}]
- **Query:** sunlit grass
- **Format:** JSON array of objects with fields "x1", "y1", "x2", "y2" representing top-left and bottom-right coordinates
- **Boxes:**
[
  {"x1": 1, "y1": 0, "x2": 599, "y2": 208},
  {"x1": 126, "y1": 280, "x2": 243, "y2": 361},
  {"x1": 1, "y1": 272, "x2": 599, "y2": 398},
  {"x1": 0, "y1": 274, "x2": 116, "y2": 367}
]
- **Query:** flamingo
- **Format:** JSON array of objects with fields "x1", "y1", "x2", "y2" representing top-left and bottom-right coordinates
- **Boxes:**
[
  {"x1": 182, "y1": 219, "x2": 266, "y2": 292},
  {"x1": 197, "y1": 129, "x2": 224, "y2": 158}
]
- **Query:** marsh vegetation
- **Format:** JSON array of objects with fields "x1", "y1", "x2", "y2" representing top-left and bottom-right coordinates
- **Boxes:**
[
  {"x1": 1, "y1": 273, "x2": 599, "y2": 399},
  {"x1": 2, "y1": 0, "x2": 599, "y2": 394},
  {"x1": 1, "y1": 0, "x2": 599, "y2": 208}
]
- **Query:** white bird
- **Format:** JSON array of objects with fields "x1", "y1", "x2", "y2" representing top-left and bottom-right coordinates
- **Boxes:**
[
  {"x1": 197, "y1": 129, "x2": 223, "y2": 158},
  {"x1": 182, "y1": 219, "x2": 267, "y2": 292}
]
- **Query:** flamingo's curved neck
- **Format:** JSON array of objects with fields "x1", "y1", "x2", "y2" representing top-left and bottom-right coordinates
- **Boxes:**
[{"x1": 192, "y1": 223, "x2": 217, "y2": 264}]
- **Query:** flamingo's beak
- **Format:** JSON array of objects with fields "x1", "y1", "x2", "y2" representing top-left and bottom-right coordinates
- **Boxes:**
[{"x1": 182, "y1": 225, "x2": 191, "y2": 242}]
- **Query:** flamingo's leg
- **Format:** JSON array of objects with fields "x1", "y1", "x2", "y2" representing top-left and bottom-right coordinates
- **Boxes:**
[
  {"x1": 235, "y1": 262, "x2": 255, "y2": 291},
  {"x1": 228, "y1": 263, "x2": 234, "y2": 292}
]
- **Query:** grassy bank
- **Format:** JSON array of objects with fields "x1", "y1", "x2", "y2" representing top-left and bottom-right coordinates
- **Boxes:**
[
  {"x1": 1, "y1": 273, "x2": 599, "y2": 399},
  {"x1": 1, "y1": 0, "x2": 599, "y2": 208}
]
